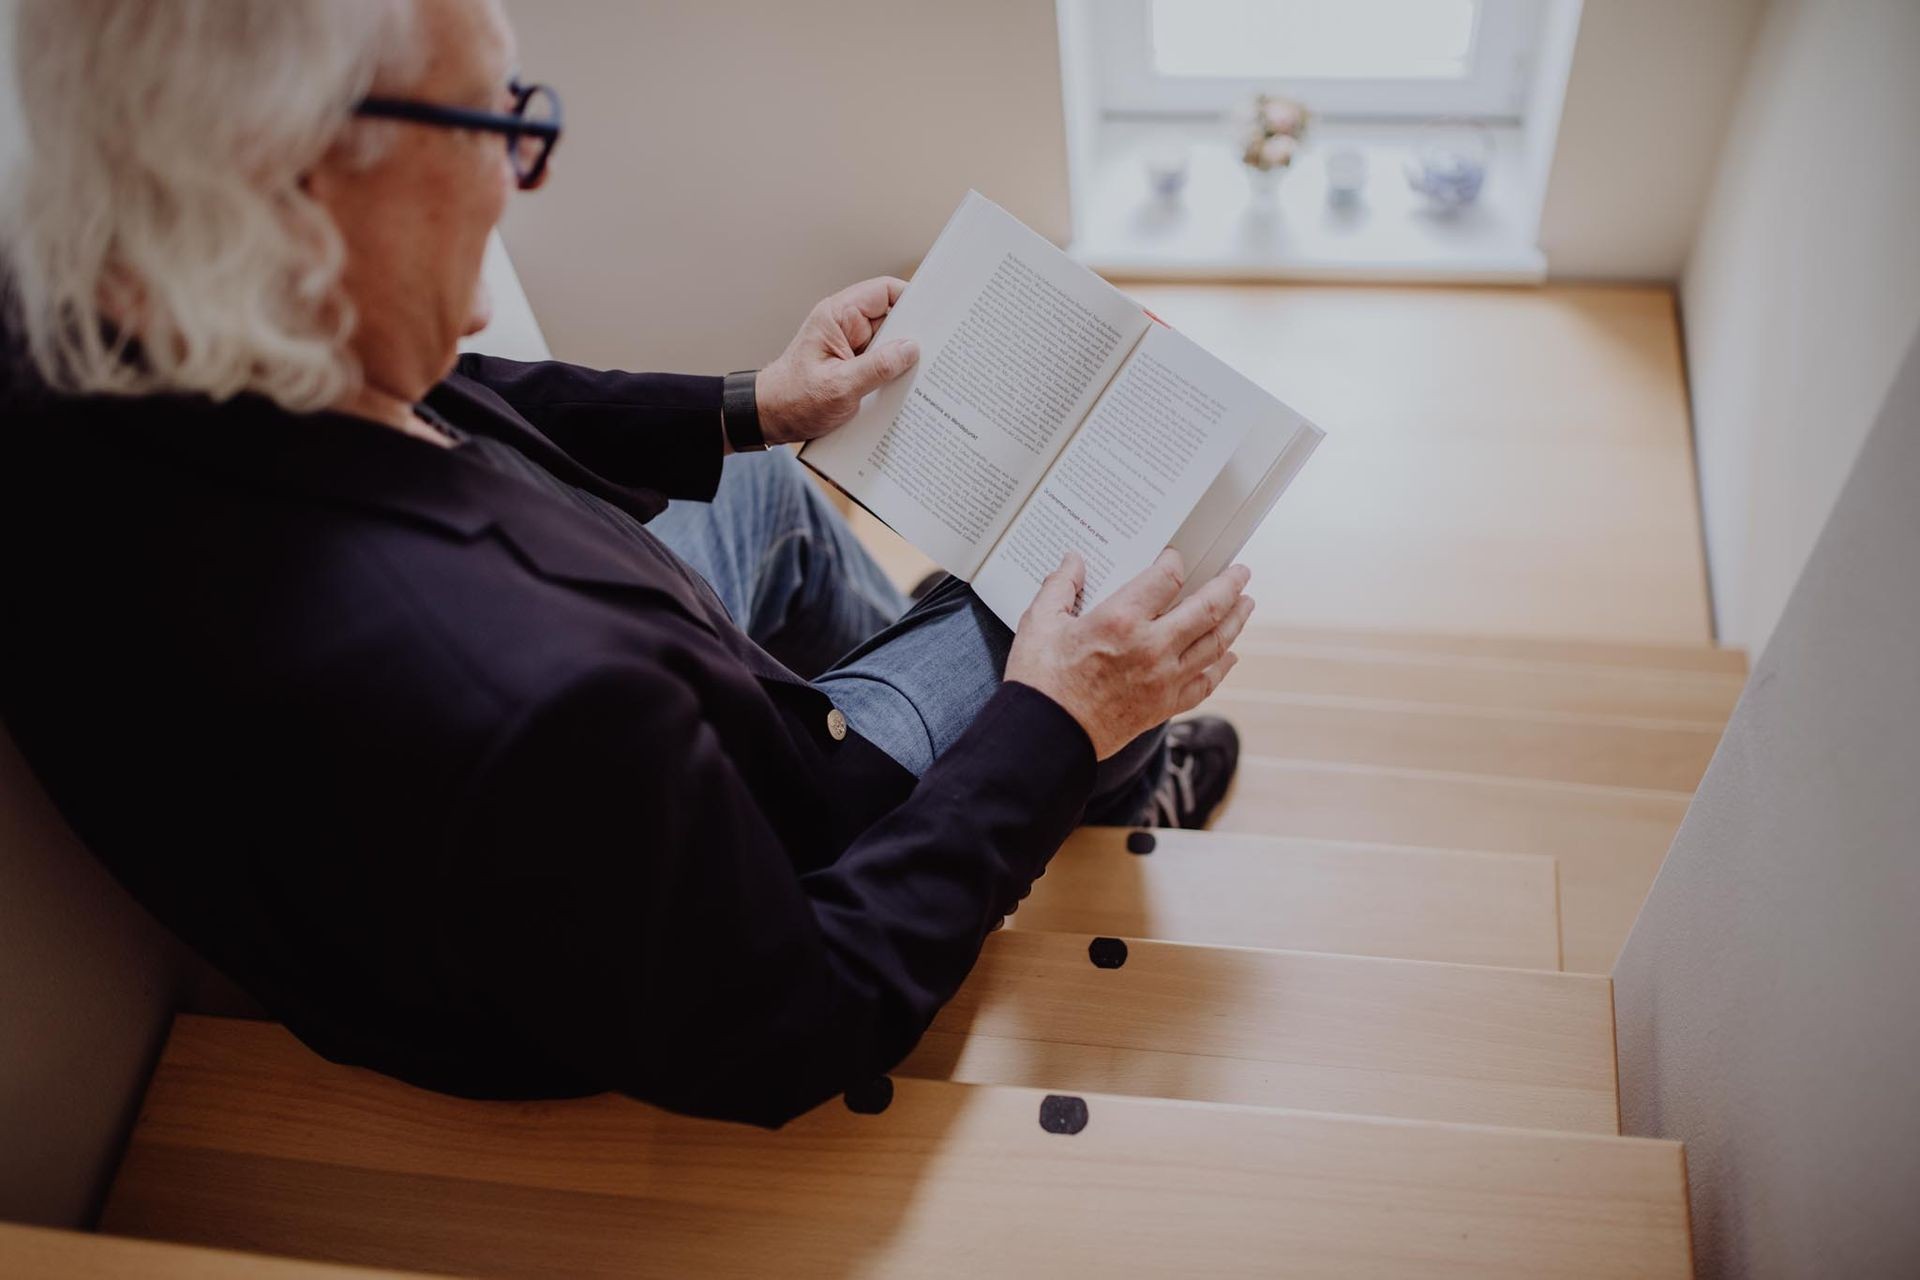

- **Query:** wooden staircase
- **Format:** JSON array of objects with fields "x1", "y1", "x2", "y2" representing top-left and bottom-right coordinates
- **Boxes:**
[{"x1": 95, "y1": 624, "x2": 1739, "y2": 1277}]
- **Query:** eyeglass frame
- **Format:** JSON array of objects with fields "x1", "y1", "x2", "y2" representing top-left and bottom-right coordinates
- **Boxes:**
[{"x1": 353, "y1": 79, "x2": 562, "y2": 189}]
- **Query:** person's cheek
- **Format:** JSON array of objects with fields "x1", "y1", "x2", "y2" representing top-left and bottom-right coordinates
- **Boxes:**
[
  {"x1": 463, "y1": 274, "x2": 493, "y2": 338},
  {"x1": 493, "y1": 139, "x2": 516, "y2": 207},
  {"x1": 458, "y1": 221, "x2": 499, "y2": 339},
  {"x1": 455, "y1": 146, "x2": 513, "y2": 339}
]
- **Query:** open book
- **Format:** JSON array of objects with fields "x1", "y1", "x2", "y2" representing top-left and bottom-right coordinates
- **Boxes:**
[{"x1": 801, "y1": 191, "x2": 1324, "y2": 628}]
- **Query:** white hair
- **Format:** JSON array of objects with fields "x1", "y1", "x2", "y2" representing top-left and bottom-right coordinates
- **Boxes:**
[{"x1": 1, "y1": 0, "x2": 419, "y2": 411}]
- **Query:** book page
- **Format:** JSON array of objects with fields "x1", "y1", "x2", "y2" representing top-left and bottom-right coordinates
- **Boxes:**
[
  {"x1": 971, "y1": 323, "x2": 1256, "y2": 627},
  {"x1": 1164, "y1": 403, "x2": 1324, "y2": 596},
  {"x1": 801, "y1": 191, "x2": 1151, "y2": 577}
]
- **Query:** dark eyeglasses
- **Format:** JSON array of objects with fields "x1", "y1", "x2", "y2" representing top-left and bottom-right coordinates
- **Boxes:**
[{"x1": 353, "y1": 79, "x2": 562, "y2": 189}]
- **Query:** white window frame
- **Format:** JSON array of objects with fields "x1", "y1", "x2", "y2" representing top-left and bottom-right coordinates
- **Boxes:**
[{"x1": 1091, "y1": 0, "x2": 1545, "y2": 121}]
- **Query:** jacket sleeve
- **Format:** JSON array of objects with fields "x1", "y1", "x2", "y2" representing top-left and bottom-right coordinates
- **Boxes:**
[
  {"x1": 453, "y1": 352, "x2": 725, "y2": 501},
  {"x1": 434, "y1": 664, "x2": 1096, "y2": 1129}
]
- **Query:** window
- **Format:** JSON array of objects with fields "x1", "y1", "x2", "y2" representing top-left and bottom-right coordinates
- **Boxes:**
[
  {"x1": 1151, "y1": 0, "x2": 1479, "y2": 80},
  {"x1": 1056, "y1": 0, "x2": 1580, "y2": 280},
  {"x1": 1093, "y1": 0, "x2": 1544, "y2": 120}
]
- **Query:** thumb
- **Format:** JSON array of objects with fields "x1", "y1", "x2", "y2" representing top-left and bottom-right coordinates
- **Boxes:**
[
  {"x1": 1029, "y1": 550, "x2": 1086, "y2": 620},
  {"x1": 841, "y1": 339, "x2": 919, "y2": 397}
]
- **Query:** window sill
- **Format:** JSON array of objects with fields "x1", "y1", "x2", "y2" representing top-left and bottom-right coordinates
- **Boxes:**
[{"x1": 1068, "y1": 120, "x2": 1546, "y2": 283}]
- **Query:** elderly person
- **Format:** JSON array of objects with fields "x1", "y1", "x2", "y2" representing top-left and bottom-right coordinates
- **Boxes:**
[{"x1": 0, "y1": 0, "x2": 1252, "y2": 1126}]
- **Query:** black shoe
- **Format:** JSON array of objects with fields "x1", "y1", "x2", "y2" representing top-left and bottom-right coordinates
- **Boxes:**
[{"x1": 1138, "y1": 716, "x2": 1240, "y2": 829}]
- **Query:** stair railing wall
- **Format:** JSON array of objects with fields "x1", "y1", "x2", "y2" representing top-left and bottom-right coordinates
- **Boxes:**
[{"x1": 1613, "y1": 323, "x2": 1920, "y2": 1277}]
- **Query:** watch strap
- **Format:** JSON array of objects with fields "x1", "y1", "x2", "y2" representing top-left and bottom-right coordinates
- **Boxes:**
[{"x1": 721, "y1": 369, "x2": 768, "y2": 453}]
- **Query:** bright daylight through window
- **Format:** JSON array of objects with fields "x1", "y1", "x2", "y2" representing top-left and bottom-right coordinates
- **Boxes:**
[
  {"x1": 1150, "y1": 0, "x2": 1479, "y2": 82},
  {"x1": 1061, "y1": 0, "x2": 1577, "y2": 280}
]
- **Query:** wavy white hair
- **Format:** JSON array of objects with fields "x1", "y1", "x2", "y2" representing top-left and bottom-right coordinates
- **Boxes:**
[{"x1": 2, "y1": 0, "x2": 420, "y2": 411}]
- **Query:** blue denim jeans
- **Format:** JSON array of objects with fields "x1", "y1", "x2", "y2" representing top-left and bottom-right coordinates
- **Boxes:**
[{"x1": 647, "y1": 449, "x2": 1166, "y2": 825}]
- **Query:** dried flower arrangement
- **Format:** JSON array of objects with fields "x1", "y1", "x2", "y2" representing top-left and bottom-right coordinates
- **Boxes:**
[{"x1": 1233, "y1": 93, "x2": 1310, "y2": 174}]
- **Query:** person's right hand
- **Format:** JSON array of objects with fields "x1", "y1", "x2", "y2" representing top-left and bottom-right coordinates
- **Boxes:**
[{"x1": 1004, "y1": 548, "x2": 1253, "y2": 759}]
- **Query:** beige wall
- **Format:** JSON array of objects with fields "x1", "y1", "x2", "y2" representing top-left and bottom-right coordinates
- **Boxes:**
[
  {"x1": 1680, "y1": 0, "x2": 1920, "y2": 653},
  {"x1": 1537, "y1": 0, "x2": 1764, "y2": 280},
  {"x1": 497, "y1": 0, "x2": 1073, "y2": 373}
]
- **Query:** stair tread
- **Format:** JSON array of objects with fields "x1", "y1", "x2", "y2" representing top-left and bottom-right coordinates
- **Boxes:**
[
  {"x1": 1013, "y1": 826, "x2": 1561, "y2": 969},
  {"x1": 1225, "y1": 639, "x2": 1744, "y2": 721},
  {"x1": 1213, "y1": 757, "x2": 1691, "y2": 973},
  {"x1": 901, "y1": 929, "x2": 1616, "y2": 1133},
  {"x1": 0, "y1": 1223, "x2": 448, "y2": 1280},
  {"x1": 1243, "y1": 624, "x2": 1747, "y2": 674},
  {"x1": 104, "y1": 1016, "x2": 1691, "y2": 1280},
  {"x1": 1200, "y1": 688, "x2": 1722, "y2": 792}
]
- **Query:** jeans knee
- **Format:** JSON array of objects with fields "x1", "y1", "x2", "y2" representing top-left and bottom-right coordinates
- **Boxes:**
[{"x1": 724, "y1": 446, "x2": 811, "y2": 505}]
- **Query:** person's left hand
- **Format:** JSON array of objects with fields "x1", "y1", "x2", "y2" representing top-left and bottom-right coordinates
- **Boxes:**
[{"x1": 754, "y1": 277, "x2": 920, "y2": 446}]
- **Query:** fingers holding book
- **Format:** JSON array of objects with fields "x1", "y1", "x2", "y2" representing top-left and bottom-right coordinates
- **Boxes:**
[
  {"x1": 1004, "y1": 548, "x2": 1253, "y2": 760},
  {"x1": 1027, "y1": 548, "x2": 1089, "y2": 620},
  {"x1": 1167, "y1": 562, "x2": 1256, "y2": 657}
]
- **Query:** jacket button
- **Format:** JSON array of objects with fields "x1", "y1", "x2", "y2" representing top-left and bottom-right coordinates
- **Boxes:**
[{"x1": 825, "y1": 707, "x2": 848, "y2": 741}]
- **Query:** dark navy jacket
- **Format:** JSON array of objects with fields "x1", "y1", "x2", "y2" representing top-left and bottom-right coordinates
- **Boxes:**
[{"x1": 0, "y1": 353, "x2": 1096, "y2": 1127}]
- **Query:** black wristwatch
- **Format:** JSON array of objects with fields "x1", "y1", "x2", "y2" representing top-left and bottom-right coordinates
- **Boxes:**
[{"x1": 721, "y1": 369, "x2": 768, "y2": 453}]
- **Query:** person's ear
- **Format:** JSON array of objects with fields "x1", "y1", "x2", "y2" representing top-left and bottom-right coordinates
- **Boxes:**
[
  {"x1": 299, "y1": 145, "x2": 352, "y2": 208},
  {"x1": 300, "y1": 161, "x2": 330, "y2": 205}
]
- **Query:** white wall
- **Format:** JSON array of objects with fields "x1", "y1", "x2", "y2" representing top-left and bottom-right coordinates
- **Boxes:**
[
  {"x1": 0, "y1": 0, "x2": 18, "y2": 175},
  {"x1": 1614, "y1": 325, "x2": 1920, "y2": 1280},
  {"x1": 2, "y1": 0, "x2": 1786, "y2": 351},
  {"x1": 497, "y1": 0, "x2": 1073, "y2": 373},
  {"x1": 1681, "y1": 0, "x2": 1920, "y2": 653},
  {"x1": 0, "y1": 728, "x2": 190, "y2": 1228},
  {"x1": 459, "y1": 232, "x2": 553, "y2": 363},
  {"x1": 1536, "y1": 0, "x2": 1764, "y2": 279},
  {"x1": 489, "y1": 0, "x2": 1775, "y2": 356}
]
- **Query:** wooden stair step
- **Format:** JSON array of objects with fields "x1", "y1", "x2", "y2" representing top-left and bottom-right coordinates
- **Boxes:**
[
  {"x1": 1213, "y1": 757, "x2": 1691, "y2": 973},
  {"x1": 0, "y1": 1222, "x2": 451, "y2": 1279},
  {"x1": 842, "y1": 520, "x2": 1747, "y2": 685},
  {"x1": 1013, "y1": 826, "x2": 1561, "y2": 969},
  {"x1": 103, "y1": 1015, "x2": 1692, "y2": 1280},
  {"x1": 1225, "y1": 637, "x2": 1744, "y2": 722},
  {"x1": 1242, "y1": 624, "x2": 1748, "y2": 676},
  {"x1": 899, "y1": 930, "x2": 1616, "y2": 1133},
  {"x1": 1200, "y1": 688, "x2": 1722, "y2": 792}
]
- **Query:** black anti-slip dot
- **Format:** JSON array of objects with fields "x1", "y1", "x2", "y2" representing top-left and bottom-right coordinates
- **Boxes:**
[
  {"x1": 1088, "y1": 936, "x2": 1130, "y2": 969},
  {"x1": 1125, "y1": 830, "x2": 1157, "y2": 855},
  {"x1": 1039, "y1": 1094, "x2": 1090, "y2": 1135}
]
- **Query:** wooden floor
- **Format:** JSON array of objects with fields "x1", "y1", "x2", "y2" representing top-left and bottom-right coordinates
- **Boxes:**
[
  {"x1": 848, "y1": 283, "x2": 1714, "y2": 646},
  {"x1": 1212, "y1": 750, "x2": 1692, "y2": 974},
  {"x1": 837, "y1": 283, "x2": 1735, "y2": 975},
  {"x1": 900, "y1": 929, "x2": 1621, "y2": 1132},
  {"x1": 1009, "y1": 826, "x2": 1564, "y2": 969},
  {"x1": 102, "y1": 1016, "x2": 1693, "y2": 1280},
  {"x1": 0, "y1": 1222, "x2": 448, "y2": 1279}
]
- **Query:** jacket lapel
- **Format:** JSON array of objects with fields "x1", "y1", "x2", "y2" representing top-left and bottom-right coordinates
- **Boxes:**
[
  {"x1": 125, "y1": 389, "x2": 722, "y2": 629},
  {"x1": 425, "y1": 374, "x2": 671, "y2": 522},
  {"x1": 478, "y1": 482, "x2": 718, "y2": 627}
]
